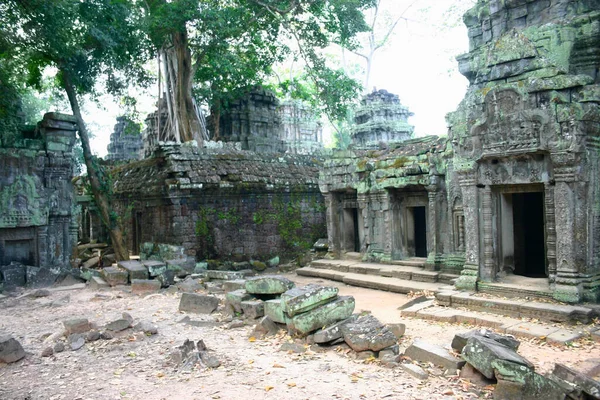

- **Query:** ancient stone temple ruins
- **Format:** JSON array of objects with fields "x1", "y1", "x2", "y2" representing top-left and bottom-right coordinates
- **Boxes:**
[
  {"x1": 105, "y1": 116, "x2": 144, "y2": 162},
  {"x1": 320, "y1": 0, "x2": 600, "y2": 303},
  {"x1": 0, "y1": 113, "x2": 78, "y2": 288}
]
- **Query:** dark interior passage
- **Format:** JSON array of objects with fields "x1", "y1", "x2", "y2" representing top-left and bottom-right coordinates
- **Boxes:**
[
  {"x1": 512, "y1": 192, "x2": 546, "y2": 277},
  {"x1": 352, "y1": 208, "x2": 360, "y2": 252},
  {"x1": 413, "y1": 206, "x2": 427, "y2": 257}
]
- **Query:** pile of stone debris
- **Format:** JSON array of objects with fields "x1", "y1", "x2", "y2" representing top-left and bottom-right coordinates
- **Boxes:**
[{"x1": 0, "y1": 312, "x2": 157, "y2": 363}]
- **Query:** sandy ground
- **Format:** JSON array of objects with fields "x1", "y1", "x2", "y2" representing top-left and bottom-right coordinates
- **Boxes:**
[{"x1": 0, "y1": 273, "x2": 598, "y2": 400}]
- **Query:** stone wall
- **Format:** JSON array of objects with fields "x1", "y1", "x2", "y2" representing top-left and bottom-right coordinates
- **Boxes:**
[
  {"x1": 106, "y1": 116, "x2": 143, "y2": 162},
  {"x1": 351, "y1": 90, "x2": 414, "y2": 149},
  {"x1": 279, "y1": 99, "x2": 323, "y2": 154},
  {"x1": 0, "y1": 113, "x2": 78, "y2": 289},
  {"x1": 111, "y1": 143, "x2": 326, "y2": 261}
]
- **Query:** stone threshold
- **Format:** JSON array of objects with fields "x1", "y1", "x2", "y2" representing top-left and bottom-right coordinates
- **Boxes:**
[{"x1": 401, "y1": 302, "x2": 599, "y2": 345}]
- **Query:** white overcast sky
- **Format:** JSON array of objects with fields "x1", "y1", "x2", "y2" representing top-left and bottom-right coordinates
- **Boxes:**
[{"x1": 84, "y1": 0, "x2": 475, "y2": 156}]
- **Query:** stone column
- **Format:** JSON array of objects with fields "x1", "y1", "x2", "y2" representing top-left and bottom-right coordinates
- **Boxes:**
[
  {"x1": 37, "y1": 226, "x2": 48, "y2": 269},
  {"x1": 380, "y1": 191, "x2": 393, "y2": 262},
  {"x1": 425, "y1": 183, "x2": 443, "y2": 271},
  {"x1": 552, "y1": 152, "x2": 585, "y2": 303},
  {"x1": 358, "y1": 194, "x2": 369, "y2": 254},
  {"x1": 480, "y1": 185, "x2": 495, "y2": 281},
  {"x1": 323, "y1": 193, "x2": 339, "y2": 257},
  {"x1": 544, "y1": 182, "x2": 557, "y2": 283},
  {"x1": 455, "y1": 173, "x2": 480, "y2": 291}
]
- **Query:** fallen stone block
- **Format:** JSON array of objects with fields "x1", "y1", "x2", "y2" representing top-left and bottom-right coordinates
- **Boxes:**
[
  {"x1": 101, "y1": 267, "x2": 128, "y2": 286},
  {"x1": 388, "y1": 323, "x2": 406, "y2": 338},
  {"x1": 250, "y1": 260, "x2": 267, "y2": 271},
  {"x1": 279, "y1": 342, "x2": 306, "y2": 353},
  {"x1": 398, "y1": 295, "x2": 430, "y2": 310},
  {"x1": 286, "y1": 296, "x2": 355, "y2": 336},
  {"x1": 225, "y1": 289, "x2": 254, "y2": 314},
  {"x1": 462, "y1": 335, "x2": 533, "y2": 380},
  {"x1": 131, "y1": 279, "x2": 161, "y2": 295},
  {"x1": 342, "y1": 314, "x2": 398, "y2": 352},
  {"x1": 85, "y1": 330, "x2": 101, "y2": 342},
  {"x1": 117, "y1": 260, "x2": 149, "y2": 281},
  {"x1": 379, "y1": 346, "x2": 400, "y2": 363},
  {"x1": 166, "y1": 259, "x2": 194, "y2": 278},
  {"x1": 252, "y1": 316, "x2": 280, "y2": 338},
  {"x1": 245, "y1": 275, "x2": 295, "y2": 295},
  {"x1": 493, "y1": 359, "x2": 567, "y2": 400},
  {"x1": 177, "y1": 276, "x2": 204, "y2": 292},
  {"x1": 157, "y1": 269, "x2": 176, "y2": 287},
  {"x1": 206, "y1": 270, "x2": 254, "y2": 280},
  {"x1": 0, "y1": 335, "x2": 25, "y2": 363},
  {"x1": 82, "y1": 256, "x2": 100, "y2": 270},
  {"x1": 68, "y1": 334, "x2": 85, "y2": 351},
  {"x1": 404, "y1": 340, "x2": 465, "y2": 373},
  {"x1": 400, "y1": 363, "x2": 428, "y2": 380},
  {"x1": 280, "y1": 284, "x2": 338, "y2": 317},
  {"x1": 459, "y1": 363, "x2": 494, "y2": 387},
  {"x1": 267, "y1": 256, "x2": 280, "y2": 268},
  {"x1": 63, "y1": 318, "x2": 91, "y2": 335},
  {"x1": 451, "y1": 329, "x2": 520, "y2": 353},
  {"x1": 313, "y1": 315, "x2": 358, "y2": 344},
  {"x1": 53, "y1": 342, "x2": 65, "y2": 353},
  {"x1": 223, "y1": 279, "x2": 247, "y2": 292},
  {"x1": 264, "y1": 299, "x2": 288, "y2": 324},
  {"x1": 104, "y1": 315, "x2": 133, "y2": 332},
  {"x1": 551, "y1": 363, "x2": 600, "y2": 399},
  {"x1": 179, "y1": 293, "x2": 219, "y2": 314},
  {"x1": 134, "y1": 321, "x2": 158, "y2": 336},
  {"x1": 240, "y1": 300, "x2": 265, "y2": 319},
  {"x1": 142, "y1": 260, "x2": 167, "y2": 277},
  {"x1": 199, "y1": 351, "x2": 221, "y2": 368},
  {"x1": 1, "y1": 264, "x2": 26, "y2": 289},
  {"x1": 88, "y1": 276, "x2": 109, "y2": 290}
]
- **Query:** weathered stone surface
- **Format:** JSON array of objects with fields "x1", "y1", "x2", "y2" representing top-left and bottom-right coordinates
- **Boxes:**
[
  {"x1": 287, "y1": 296, "x2": 355, "y2": 336},
  {"x1": 104, "y1": 318, "x2": 132, "y2": 332},
  {"x1": 223, "y1": 279, "x2": 246, "y2": 292},
  {"x1": 179, "y1": 293, "x2": 219, "y2": 314},
  {"x1": 166, "y1": 259, "x2": 194, "y2": 278},
  {"x1": 313, "y1": 315, "x2": 358, "y2": 344},
  {"x1": 157, "y1": 269, "x2": 176, "y2": 287},
  {"x1": 117, "y1": 260, "x2": 148, "y2": 281},
  {"x1": 41, "y1": 346, "x2": 53, "y2": 357},
  {"x1": 250, "y1": 260, "x2": 267, "y2": 271},
  {"x1": 462, "y1": 336, "x2": 533, "y2": 380},
  {"x1": 493, "y1": 360, "x2": 567, "y2": 400},
  {"x1": 400, "y1": 363, "x2": 428, "y2": 380},
  {"x1": 451, "y1": 329, "x2": 520, "y2": 353},
  {"x1": 264, "y1": 299, "x2": 287, "y2": 324},
  {"x1": 341, "y1": 314, "x2": 398, "y2": 352},
  {"x1": 552, "y1": 363, "x2": 600, "y2": 399},
  {"x1": 245, "y1": 275, "x2": 295, "y2": 295},
  {"x1": 225, "y1": 289, "x2": 253, "y2": 314},
  {"x1": 85, "y1": 330, "x2": 101, "y2": 342},
  {"x1": 379, "y1": 346, "x2": 400, "y2": 363},
  {"x1": 279, "y1": 342, "x2": 306, "y2": 353},
  {"x1": 199, "y1": 351, "x2": 221, "y2": 368},
  {"x1": 280, "y1": 284, "x2": 338, "y2": 317},
  {"x1": 206, "y1": 270, "x2": 254, "y2": 280},
  {"x1": 404, "y1": 340, "x2": 465, "y2": 373},
  {"x1": 388, "y1": 323, "x2": 406, "y2": 338},
  {"x1": 134, "y1": 321, "x2": 158, "y2": 336},
  {"x1": 459, "y1": 363, "x2": 494, "y2": 387},
  {"x1": 252, "y1": 316, "x2": 280, "y2": 338},
  {"x1": 0, "y1": 335, "x2": 25, "y2": 363},
  {"x1": 142, "y1": 260, "x2": 167, "y2": 277},
  {"x1": 240, "y1": 300, "x2": 265, "y2": 319},
  {"x1": 53, "y1": 342, "x2": 65, "y2": 353},
  {"x1": 68, "y1": 334, "x2": 85, "y2": 351},
  {"x1": 131, "y1": 279, "x2": 161, "y2": 295},
  {"x1": 177, "y1": 276, "x2": 204, "y2": 292},
  {"x1": 88, "y1": 276, "x2": 109, "y2": 290},
  {"x1": 101, "y1": 267, "x2": 128, "y2": 287},
  {"x1": 63, "y1": 318, "x2": 91, "y2": 335}
]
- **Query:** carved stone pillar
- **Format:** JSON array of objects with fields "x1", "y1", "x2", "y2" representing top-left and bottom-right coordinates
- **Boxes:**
[
  {"x1": 323, "y1": 193, "x2": 339, "y2": 257},
  {"x1": 379, "y1": 192, "x2": 393, "y2": 262},
  {"x1": 37, "y1": 225, "x2": 48, "y2": 269},
  {"x1": 425, "y1": 184, "x2": 443, "y2": 271},
  {"x1": 552, "y1": 152, "x2": 585, "y2": 303},
  {"x1": 544, "y1": 182, "x2": 557, "y2": 283},
  {"x1": 480, "y1": 186, "x2": 495, "y2": 281},
  {"x1": 455, "y1": 173, "x2": 480, "y2": 291},
  {"x1": 358, "y1": 194, "x2": 369, "y2": 255}
]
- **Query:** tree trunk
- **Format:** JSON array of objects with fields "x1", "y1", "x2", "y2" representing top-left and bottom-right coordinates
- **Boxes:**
[
  {"x1": 210, "y1": 100, "x2": 221, "y2": 141},
  {"x1": 171, "y1": 31, "x2": 202, "y2": 146},
  {"x1": 62, "y1": 69, "x2": 130, "y2": 261}
]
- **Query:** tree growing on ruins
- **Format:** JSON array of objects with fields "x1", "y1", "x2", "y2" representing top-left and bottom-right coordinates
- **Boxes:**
[
  {"x1": 144, "y1": 0, "x2": 375, "y2": 141},
  {"x1": 1, "y1": 0, "x2": 152, "y2": 261}
]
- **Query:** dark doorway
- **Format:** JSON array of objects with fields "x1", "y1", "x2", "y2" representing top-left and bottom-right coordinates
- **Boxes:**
[
  {"x1": 2, "y1": 239, "x2": 35, "y2": 265},
  {"x1": 413, "y1": 206, "x2": 427, "y2": 257},
  {"x1": 352, "y1": 208, "x2": 360, "y2": 252},
  {"x1": 512, "y1": 192, "x2": 546, "y2": 277}
]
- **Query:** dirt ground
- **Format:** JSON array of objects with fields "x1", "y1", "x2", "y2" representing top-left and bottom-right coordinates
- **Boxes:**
[{"x1": 0, "y1": 273, "x2": 598, "y2": 400}]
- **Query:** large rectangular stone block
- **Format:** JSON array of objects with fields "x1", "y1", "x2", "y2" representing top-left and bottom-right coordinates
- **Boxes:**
[
  {"x1": 404, "y1": 340, "x2": 465, "y2": 373},
  {"x1": 117, "y1": 260, "x2": 149, "y2": 281},
  {"x1": 264, "y1": 299, "x2": 287, "y2": 324},
  {"x1": 280, "y1": 284, "x2": 338, "y2": 317},
  {"x1": 286, "y1": 296, "x2": 355, "y2": 336},
  {"x1": 179, "y1": 293, "x2": 219, "y2": 314},
  {"x1": 102, "y1": 267, "x2": 128, "y2": 286}
]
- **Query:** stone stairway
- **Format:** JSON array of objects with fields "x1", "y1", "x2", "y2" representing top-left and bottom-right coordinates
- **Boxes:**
[{"x1": 296, "y1": 258, "x2": 597, "y2": 324}]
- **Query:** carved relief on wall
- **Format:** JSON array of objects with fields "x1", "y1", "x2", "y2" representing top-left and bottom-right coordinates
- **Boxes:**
[
  {"x1": 471, "y1": 89, "x2": 550, "y2": 156},
  {"x1": 0, "y1": 176, "x2": 48, "y2": 228},
  {"x1": 478, "y1": 154, "x2": 547, "y2": 186}
]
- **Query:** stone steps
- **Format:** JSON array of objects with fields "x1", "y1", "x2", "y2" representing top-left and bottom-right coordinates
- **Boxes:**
[
  {"x1": 296, "y1": 267, "x2": 448, "y2": 294},
  {"x1": 389, "y1": 257, "x2": 427, "y2": 268}
]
